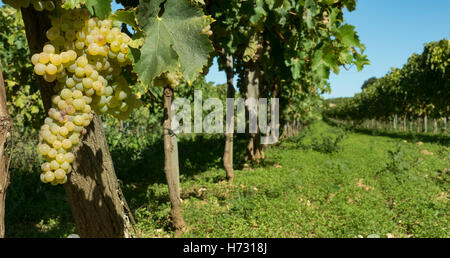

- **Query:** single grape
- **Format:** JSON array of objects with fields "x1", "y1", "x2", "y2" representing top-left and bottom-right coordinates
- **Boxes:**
[
  {"x1": 44, "y1": 171, "x2": 56, "y2": 182},
  {"x1": 42, "y1": 162, "x2": 51, "y2": 172},
  {"x1": 46, "y1": 64, "x2": 58, "y2": 75},
  {"x1": 50, "y1": 160, "x2": 60, "y2": 170},
  {"x1": 56, "y1": 153, "x2": 66, "y2": 164},
  {"x1": 65, "y1": 152, "x2": 75, "y2": 163},
  {"x1": 48, "y1": 148, "x2": 57, "y2": 159}
]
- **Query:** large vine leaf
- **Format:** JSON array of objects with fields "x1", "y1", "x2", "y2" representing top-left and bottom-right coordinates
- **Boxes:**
[
  {"x1": 110, "y1": 9, "x2": 139, "y2": 30},
  {"x1": 132, "y1": 0, "x2": 213, "y2": 86},
  {"x1": 85, "y1": 0, "x2": 112, "y2": 19}
]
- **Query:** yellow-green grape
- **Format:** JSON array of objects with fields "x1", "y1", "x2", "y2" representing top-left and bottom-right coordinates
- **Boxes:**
[
  {"x1": 46, "y1": 63, "x2": 58, "y2": 75},
  {"x1": 61, "y1": 88, "x2": 73, "y2": 99},
  {"x1": 85, "y1": 88, "x2": 95, "y2": 96},
  {"x1": 58, "y1": 100, "x2": 68, "y2": 110},
  {"x1": 117, "y1": 53, "x2": 126, "y2": 63},
  {"x1": 83, "y1": 96, "x2": 92, "y2": 104},
  {"x1": 41, "y1": 162, "x2": 51, "y2": 172},
  {"x1": 59, "y1": 126, "x2": 69, "y2": 137},
  {"x1": 52, "y1": 140, "x2": 62, "y2": 150},
  {"x1": 44, "y1": 171, "x2": 55, "y2": 183},
  {"x1": 61, "y1": 52, "x2": 71, "y2": 63},
  {"x1": 65, "y1": 152, "x2": 75, "y2": 163},
  {"x1": 82, "y1": 78, "x2": 93, "y2": 89},
  {"x1": 73, "y1": 115, "x2": 84, "y2": 126},
  {"x1": 66, "y1": 105, "x2": 76, "y2": 115},
  {"x1": 44, "y1": 74, "x2": 57, "y2": 82},
  {"x1": 65, "y1": 121, "x2": 75, "y2": 132},
  {"x1": 50, "y1": 160, "x2": 60, "y2": 170},
  {"x1": 50, "y1": 54, "x2": 62, "y2": 66},
  {"x1": 66, "y1": 77, "x2": 76, "y2": 88},
  {"x1": 84, "y1": 64, "x2": 94, "y2": 76},
  {"x1": 40, "y1": 173, "x2": 47, "y2": 183},
  {"x1": 38, "y1": 144, "x2": 50, "y2": 156},
  {"x1": 73, "y1": 98, "x2": 86, "y2": 111},
  {"x1": 46, "y1": 27, "x2": 60, "y2": 41},
  {"x1": 77, "y1": 56, "x2": 88, "y2": 67},
  {"x1": 31, "y1": 54, "x2": 40, "y2": 65},
  {"x1": 92, "y1": 80, "x2": 103, "y2": 91},
  {"x1": 43, "y1": 44, "x2": 55, "y2": 54},
  {"x1": 72, "y1": 90, "x2": 83, "y2": 99},
  {"x1": 39, "y1": 52, "x2": 50, "y2": 64},
  {"x1": 47, "y1": 149, "x2": 57, "y2": 160},
  {"x1": 56, "y1": 153, "x2": 65, "y2": 164},
  {"x1": 60, "y1": 161, "x2": 70, "y2": 171},
  {"x1": 50, "y1": 124, "x2": 60, "y2": 135},
  {"x1": 45, "y1": 134, "x2": 57, "y2": 145},
  {"x1": 54, "y1": 169, "x2": 66, "y2": 180},
  {"x1": 62, "y1": 139, "x2": 72, "y2": 150},
  {"x1": 67, "y1": 50, "x2": 77, "y2": 61},
  {"x1": 88, "y1": 43, "x2": 100, "y2": 55},
  {"x1": 34, "y1": 63, "x2": 47, "y2": 76},
  {"x1": 75, "y1": 66, "x2": 85, "y2": 77},
  {"x1": 83, "y1": 105, "x2": 92, "y2": 114},
  {"x1": 69, "y1": 133, "x2": 80, "y2": 145}
]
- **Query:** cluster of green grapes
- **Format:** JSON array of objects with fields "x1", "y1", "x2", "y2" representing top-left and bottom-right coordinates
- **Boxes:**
[
  {"x1": 200, "y1": 25, "x2": 213, "y2": 36},
  {"x1": 3, "y1": 0, "x2": 55, "y2": 11},
  {"x1": 34, "y1": 7, "x2": 140, "y2": 185}
]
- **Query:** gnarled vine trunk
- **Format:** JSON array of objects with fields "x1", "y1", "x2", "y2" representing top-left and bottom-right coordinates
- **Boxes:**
[
  {"x1": 444, "y1": 117, "x2": 447, "y2": 134},
  {"x1": 433, "y1": 119, "x2": 438, "y2": 134},
  {"x1": 244, "y1": 60, "x2": 262, "y2": 162},
  {"x1": 22, "y1": 7, "x2": 133, "y2": 238},
  {"x1": 0, "y1": 63, "x2": 13, "y2": 238},
  {"x1": 223, "y1": 53, "x2": 235, "y2": 182},
  {"x1": 163, "y1": 86, "x2": 185, "y2": 235},
  {"x1": 416, "y1": 117, "x2": 421, "y2": 133},
  {"x1": 423, "y1": 114, "x2": 428, "y2": 133}
]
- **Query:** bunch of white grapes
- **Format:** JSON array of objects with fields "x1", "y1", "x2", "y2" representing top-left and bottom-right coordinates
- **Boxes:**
[
  {"x1": 3, "y1": 0, "x2": 56, "y2": 11},
  {"x1": 34, "y1": 7, "x2": 140, "y2": 185}
]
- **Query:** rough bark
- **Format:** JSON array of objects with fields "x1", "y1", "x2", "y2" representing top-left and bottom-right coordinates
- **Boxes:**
[
  {"x1": 433, "y1": 119, "x2": 438, "y2": 134},
  {"x1": 22, "y1": 7, "x2": 133, "y2": 238},
  {"x1": 416, "y1": 117, "x2": 421, "y2": 133},
  {"x1": 403, "y1": 116, "x2": 407, "y2": 132},
  {"x1": 0, "y1": 63, "x2": 13, "y2": 238},
  {"x1": 393, "y1": 115, "x2": 397, "y2": 130},
  {"x1": 64, "y1": 115, "x2": 133, "y2": 238},
  {"x1": 163, "y1": 86, "x2": 185, "y2": 235},
  {"x1": 223, "y1": 53, "x2": 235, "y2": 182},
  {"x1": 423, "y1": 114, "x2": 428, "y2": 133},
  {"x1": 444, "y1": 117, "x2": 447, "y2": 134},
  {"x1": 244, "y1": 60, "x2": 262, "y2": 162}
]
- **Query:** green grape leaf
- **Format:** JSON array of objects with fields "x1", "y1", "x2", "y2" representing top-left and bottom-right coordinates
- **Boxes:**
[
  {"x1": 85, "y1": 0, "x2": 112, "y2": 19},
  {"x1": 110, "y1": 9, "x2": 138, "y2": 30},
  {"x1": 354, "y1": 52, "x2": 370, "y2": 71},
  {"x1": 337, "y1": 24, "x2": 361, "y2": 48},
  {"x1": 132, "y1": 0, "x2": 213, "y2": 86}
]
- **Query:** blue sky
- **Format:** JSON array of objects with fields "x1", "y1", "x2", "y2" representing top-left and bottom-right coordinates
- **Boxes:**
[
  {"x1": 206, "y1": 0, "x2": 450, "y2": 98},
  {"x1": 205, "y1": 0, "x2": 450, "y2": 99},
  {"x1": 3, "y1": 1, "x2": 449, "y2": 99},
  {"x1": 322, "y1": 0, "x2": 450, "y2": 99}
]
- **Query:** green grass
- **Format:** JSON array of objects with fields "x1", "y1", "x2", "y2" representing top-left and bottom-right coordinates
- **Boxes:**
[{"x1": 5, "y1": 121, "x2": 449, "y2": 238}]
